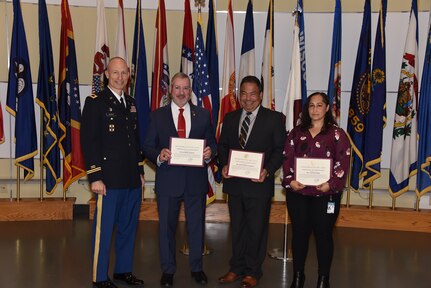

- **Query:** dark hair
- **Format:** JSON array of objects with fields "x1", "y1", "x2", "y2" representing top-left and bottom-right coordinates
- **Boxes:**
[
  {"x1": 299, "y1": 92, "x2": 336, "y2": 132},
  {"x1": 240, "y1": 76, "x2": 263, "y2": 93}
]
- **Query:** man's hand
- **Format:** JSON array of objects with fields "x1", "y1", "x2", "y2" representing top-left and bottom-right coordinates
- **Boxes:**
[
  {"x1": 222, "y1": 165, "x2": 232, "y2": 179},
  {"x1": 252, "y1": 169, "x2": 268, "y2": 183},
  {"x1": 140, "y1": 175, "x2": 145, "y2": 188},
  {"x1": 290, "y1": 180, "x2": 305, "y2": 191},
  {"x1": 203, "y1": 146, "x2": 212, "y2": 160},
  {"x1": 158, "y1": 148, "x2": 172, "y2": 163},
  {"x1": 91, "y1": 180, "x2": 107, "y2": 196}
]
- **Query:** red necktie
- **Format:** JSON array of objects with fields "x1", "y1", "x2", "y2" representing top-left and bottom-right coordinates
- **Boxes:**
[{"x1": 178, "y1": 108, "x2": 186, "y2": 138}]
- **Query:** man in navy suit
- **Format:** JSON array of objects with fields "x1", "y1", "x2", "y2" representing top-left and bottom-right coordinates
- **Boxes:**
[
  {"x1": 217, "y1": 76, "x2": 286, "y2": 288},
  {"x1": 143, "y1": 72, "x2": 217, "y2": 287}
]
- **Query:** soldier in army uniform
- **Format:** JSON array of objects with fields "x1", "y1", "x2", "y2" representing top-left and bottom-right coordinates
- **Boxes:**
[{"x1": 81, "y1": 57, "x2": 145, "y2": 288}]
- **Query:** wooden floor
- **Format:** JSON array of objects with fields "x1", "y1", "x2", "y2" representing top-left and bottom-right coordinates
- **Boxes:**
[{"x1": 0, "y1": 215, "x2": 430, "y2": 288}]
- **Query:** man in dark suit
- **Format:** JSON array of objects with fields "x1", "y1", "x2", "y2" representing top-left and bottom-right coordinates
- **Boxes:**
[
  {"x1": 143, "y1": 72, "x2": 217, "y2": 287},
  {"x1": 218, "y1": 76, "x2": 286, "y2": 288},
  {"x1": 81, "y1": 57, "x2": 145, "y2": 288}
]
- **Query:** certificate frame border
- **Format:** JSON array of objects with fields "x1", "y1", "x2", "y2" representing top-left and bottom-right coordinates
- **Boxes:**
[
  {"x1": 294, "y1": 157, "x2": 333, "y2": 187},
  {"x1": 168, "y1": 137, "x2": 206, "y2": 167},
  {"x1": 227, "y1": 149, "x2": 265, "y2": 181}
]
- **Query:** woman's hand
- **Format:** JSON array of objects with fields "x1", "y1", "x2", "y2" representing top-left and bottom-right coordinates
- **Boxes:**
[
  {"x1": 290, "y1": 180, "x2": 305, "y2": 191},
  {"x1": 316, "y1": 182, "x2": 330, "y2": 193}
]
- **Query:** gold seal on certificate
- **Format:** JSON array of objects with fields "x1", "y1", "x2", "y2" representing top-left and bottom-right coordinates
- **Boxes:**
[
  {"x1": 295, "y1": 157, "x2": 332, "y2": 186},
  {"x1": 227, "y1": 149, "x2": 264, "y2": 180},
  {"x1": 169, "y1": 137, "x2": 205, "y2": 167}
]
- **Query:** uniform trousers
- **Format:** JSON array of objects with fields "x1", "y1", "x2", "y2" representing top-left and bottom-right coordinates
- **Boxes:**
[
  {"x1": 92, "y1": 187, "x2": 142, "y2": 282},
  {"x1": 227, "y1": 193, "x2": 272, "y2": 279},
  {"x1": 286, "y1": 191, "x2": 341, "y2": 276}
]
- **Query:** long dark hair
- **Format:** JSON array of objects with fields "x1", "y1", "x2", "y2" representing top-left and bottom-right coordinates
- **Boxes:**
[{"x1": 299, "y1": 92, "x2": 336, "y2": 132}]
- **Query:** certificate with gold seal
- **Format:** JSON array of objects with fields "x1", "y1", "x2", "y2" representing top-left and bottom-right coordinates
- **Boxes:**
[
  {"x1": 227, "y1": 149, "x2": 264, "y2": 180},
  {"x1": 295, "y1": 157, "x2": 332, "y2": 186},
  {"x1": 169, "y1": 137, "x2": 205, "y2": 167}
]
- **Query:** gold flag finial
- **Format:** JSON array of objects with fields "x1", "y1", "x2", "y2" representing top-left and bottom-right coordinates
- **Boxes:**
[{"x1": 195, "y1": 0, "x2": 206, "y2": 13}]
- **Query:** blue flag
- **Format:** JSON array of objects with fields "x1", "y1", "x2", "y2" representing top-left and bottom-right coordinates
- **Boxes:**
[
  {"x1": 347, "y1": 0, "x2": 371, "y2": 191},
  {"x1": 131, "y1": 0, "x2": 150, "y2": 149},
  {"x1": 36, "y1": 0, "x2": 61, "y2": 193},
  {"x1": 416, "y1": 10, "x2": 431, "y2": 198},
  {"x1": 327, "y1": 0, "x2": 341, "y2": 124},
  {"x1": 363, "y1": 0, "x2": 387, "y2": 188},
  {"x1": 6, "y1": 0, "x2": 38, "y2": 181},
  {"x1": 297, "y1": 0, "x2": 307, "y2": 105},
  {"x1": 261, "y1": 0, "x2": 274, "y2": 110},
  {"x1": 206, "y1": 0, "x2": 220, "y2": 135}
]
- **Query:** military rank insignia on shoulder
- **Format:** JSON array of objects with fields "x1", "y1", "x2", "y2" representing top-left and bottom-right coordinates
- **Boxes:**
[{"x1": 89, "y1": 94, "x2": 98, "y2": 99}]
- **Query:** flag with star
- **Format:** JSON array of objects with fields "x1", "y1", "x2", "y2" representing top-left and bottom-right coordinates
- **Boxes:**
[
  {"x1": 6, "y1": 0, "x2": 38, "y2": 181},
  {"x1": 36, "y1": 0, "x2": 61, "y2": 193},
  {"x1": 58, "y1": 0, "x2": 86, "y2": 192},
  {"x1": 180, "y1": 0, "x2": 195, "y2": 103},
  {"x1": 389, "y1": 0, "x2": 418, "y2": 197},
  {"x1": 193, "y1": 15, "x2": 216, "y2": 204}
]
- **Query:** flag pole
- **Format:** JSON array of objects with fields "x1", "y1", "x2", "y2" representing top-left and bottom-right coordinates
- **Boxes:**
[
  {"x1": 368, "y1": 181, "x2": 373, "y2": 208},
  {"x1": 16, "y1": 167, "x2": 20, "y2": 202},
  {"x1": 392, "y1": 196, "x2": 396, "y2": 210},
  {"x1": 39, "y1": 108, "x2": 44, "y2": 201},
  {"x1": 346, "y1": 150, "x2": 353, "y2": 208},
  {"x1": 268, "y1": 206, "x2": 293, "y2": 262}
]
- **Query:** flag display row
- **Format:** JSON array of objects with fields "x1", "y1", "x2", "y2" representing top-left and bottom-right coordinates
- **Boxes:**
[{"x1": 1, "y1": 0, "x2": 431, "y2": 201}]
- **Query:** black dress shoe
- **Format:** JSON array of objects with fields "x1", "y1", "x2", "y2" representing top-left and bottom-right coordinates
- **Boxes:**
[
  {"x1": 191, "y1": 271, "x2": 208, "y2": 285},
  {"x1": 113, "y1": 272, "x2": 144, "y2": 286},
  {"x1": 316, "y1": 275, "x2": 330, "y2": 288},
  {"x1": 290, "y1": 271, "x2": 305, "y2": 288},
  {"x1": 93, "y1": 280, "x2": 119, "y2": 288},
  {"x1": 160, "y1": 273, "x2": 174, "y2": 287}
]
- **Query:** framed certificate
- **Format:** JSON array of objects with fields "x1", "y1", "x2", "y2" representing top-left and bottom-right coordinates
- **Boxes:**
[
  {"x1": 295, "y1": 157, "x2": 332, "y2": 186},
  {"x1": 169, "y1": 137, "x2": 205, "y2": 167},
  {"x1": 227, "y1": 149, "x2": 264, "y2": 180}
]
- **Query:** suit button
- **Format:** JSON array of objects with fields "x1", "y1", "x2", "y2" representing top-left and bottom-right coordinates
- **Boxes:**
[
  {"x1": 126, "y1": 117, "x2": 128, "y2": 120},
  {"x1": 128, "y1": 143, "x2": 131, "y2": 147}
]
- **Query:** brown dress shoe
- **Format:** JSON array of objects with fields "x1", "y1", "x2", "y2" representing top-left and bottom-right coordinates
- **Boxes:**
[
  {"x1": 218, "y1": 271, "x2": 241, "y2": 284},
  {"x1": 241, "y1": 275, "x2": 257, "y2": 288}
]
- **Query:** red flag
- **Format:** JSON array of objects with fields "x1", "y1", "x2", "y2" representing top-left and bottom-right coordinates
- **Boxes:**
[
  {"x1": 181, "y1": 0, "x2": 195, "y2": 103},
  {"x1": 114, "y1": 0, "x2": 128, "y2": 62},
  {"x1": 216, "y1": 0, "x2": 237, "y2": 140},
  {"x1": 58, "y1": 0, "x2": 86, "y2": 192},
  {"x1": 151, "y1": 0, "x2": 170, "y2": 111},
  {"x1": 92, "y1": 0, "x2": 110, "y2": 94}
]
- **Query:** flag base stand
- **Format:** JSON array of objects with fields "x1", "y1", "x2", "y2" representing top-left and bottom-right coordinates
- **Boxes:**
[
  {"x1": 180, "y1": 243, "x2": 212, "y2": 256},
  {"x1": 0, "y1": 197, "x2": 75, "y2": 221},
  {"x1": 268, "y1": 208, "x2": 293, "y2": 262}
]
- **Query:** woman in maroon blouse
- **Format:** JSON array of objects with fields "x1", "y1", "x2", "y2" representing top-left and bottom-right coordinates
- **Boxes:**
[{"x1": 282, "y1": 92, "x2": 351, "y2": 288}]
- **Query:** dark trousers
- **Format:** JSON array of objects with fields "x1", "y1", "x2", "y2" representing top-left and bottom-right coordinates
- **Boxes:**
[
  {"x1": 228, "y1": 194, "x2": 272, "y2": 279},
  {"x1": 286, "y1": 191, "x2": 341, "y2": 276},
  {"x1": 157, "y1": 192, "x2": 206, "y2": 274},
  {"x1": 92, "y1": 187, "x2": 142, "y2": 282}
]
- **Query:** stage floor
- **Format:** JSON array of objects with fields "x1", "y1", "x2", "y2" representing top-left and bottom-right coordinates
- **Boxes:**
[{"x1": 0, "y1": 217, "x2": 430, "y2": 288}]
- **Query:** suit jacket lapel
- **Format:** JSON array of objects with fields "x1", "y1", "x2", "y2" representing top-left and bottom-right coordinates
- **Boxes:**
[
  {"x1": 245, "y1": 107, "x2": 266, "y2": 149},
  {"x1": 165, "y1": 105, "x2": 179, "y2": 137}
]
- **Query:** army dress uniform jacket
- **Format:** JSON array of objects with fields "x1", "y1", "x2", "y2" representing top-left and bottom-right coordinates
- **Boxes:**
[{"x1": 81, "y1": 88, "x2": 144, "y2": 189}]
